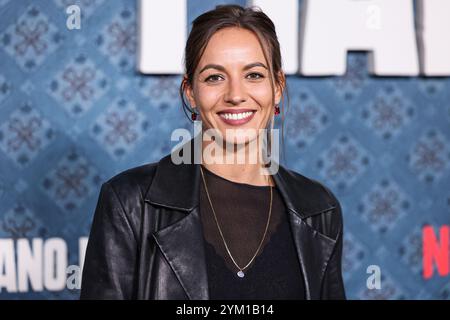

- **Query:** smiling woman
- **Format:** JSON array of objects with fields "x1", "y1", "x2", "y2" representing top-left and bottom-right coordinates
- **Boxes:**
[
  {"x1": 80, "y1": 4, "x2": 345, "y2": 300},
  {"x1": 184, "y1": 27, "x2": 280, "y2": 152}
]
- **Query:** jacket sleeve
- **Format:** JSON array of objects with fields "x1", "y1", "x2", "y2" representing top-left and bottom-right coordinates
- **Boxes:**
[
  {"x1": 80, "y1": 182, "x2": 138, "y2": 299},
  {"x1": 321, "y1": 198, "x2": 346, "y2": 300}
]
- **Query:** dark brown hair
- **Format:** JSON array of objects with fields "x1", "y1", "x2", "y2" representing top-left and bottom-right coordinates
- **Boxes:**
[{"x1": 179, "y1": 4, "x2": 289, "y2": 160}]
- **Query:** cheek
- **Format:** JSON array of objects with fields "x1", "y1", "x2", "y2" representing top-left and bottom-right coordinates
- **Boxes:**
[
  {"x1": 251, "y1": 85, "x2": 274, "y2": 110},
  {"x1": 195, "y1": 85, "x2": 221, "y2": 111}
]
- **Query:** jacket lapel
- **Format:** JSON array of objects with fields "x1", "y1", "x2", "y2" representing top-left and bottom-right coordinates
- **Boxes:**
[
  {"x1": 146, "y1": 147, "x2": 209, "y2": 300},
  {"x1": 146, "y1": 140, "x2": 338, "y2": 300},
  {"x1": 272, "y1": 167, "x2": 337, "y2": 299},
  {"x1": 152, "y1": 207, "x2": 209, "y2": 300},
  {"x1": 287, "y1": 211, "x2": 337, "y2": 299}
]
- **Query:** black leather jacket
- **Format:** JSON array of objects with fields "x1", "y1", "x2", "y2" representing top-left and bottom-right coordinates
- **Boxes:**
[{"x1": 80, "y1": 147, "x2": 346, "y2": 300}]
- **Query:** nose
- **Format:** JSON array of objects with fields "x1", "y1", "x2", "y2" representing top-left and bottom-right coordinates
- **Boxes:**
[{"x1": 224, "y1": 77, "x2": 246, "y2": 105}]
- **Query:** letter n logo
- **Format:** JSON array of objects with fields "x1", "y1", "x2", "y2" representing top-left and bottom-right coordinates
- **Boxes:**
[{"x1": 422, "y1": 225, "x2": 449, "y2": 279}]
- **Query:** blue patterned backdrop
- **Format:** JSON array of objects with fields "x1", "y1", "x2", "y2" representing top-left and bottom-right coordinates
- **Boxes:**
[{"x1": 0, "y1": 0, "x2": 449, "y2": 300}]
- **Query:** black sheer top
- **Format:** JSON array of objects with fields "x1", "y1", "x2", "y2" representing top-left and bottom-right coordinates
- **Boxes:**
[{"x1": 199, "y1": 165, "x2": 306, "y2": 300}]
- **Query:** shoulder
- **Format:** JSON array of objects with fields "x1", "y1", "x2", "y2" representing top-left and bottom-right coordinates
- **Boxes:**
[
  {"x1": 280, "y1": 165, "x2": 342, "y2": 211},
  {"x1": 287, "y1": 167, "x2": 339, "y2": 202},
  {"x1": 97, "y1": 162, "x2": 159, "y2": 219},
  {"x1": 106, "y1": 162, "x2": 158, "y2": 197},
  {"x1": 280, "y1": 166, "x2": 343, "y2": 236}
]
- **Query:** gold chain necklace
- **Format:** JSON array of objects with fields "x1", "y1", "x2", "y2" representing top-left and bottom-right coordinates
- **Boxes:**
[{"x1": 200, "y1": 165, "x2": 273, "y2": 278}]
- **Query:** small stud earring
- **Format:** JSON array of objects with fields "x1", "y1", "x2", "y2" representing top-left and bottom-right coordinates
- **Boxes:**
[
  {"x1": 274, "y1": 104, "x2": 280, "y2": 115},
  {"x1": 191, "y1": 108, "x2": 198, "y2": 121}
]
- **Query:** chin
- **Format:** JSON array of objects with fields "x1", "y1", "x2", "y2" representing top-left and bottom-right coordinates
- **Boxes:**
[{"x1": 221, "y1": 131, "x2": 259, "y2": 147}]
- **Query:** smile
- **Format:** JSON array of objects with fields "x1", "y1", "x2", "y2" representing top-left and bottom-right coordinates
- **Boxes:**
[{"x1": 217, "y1": 110, "x2": 256, "y2": 126}]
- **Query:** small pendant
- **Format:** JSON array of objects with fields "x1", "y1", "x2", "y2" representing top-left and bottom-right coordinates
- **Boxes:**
[{"x1": 237, "y1": 271, "x2": 245, "y2": 278}]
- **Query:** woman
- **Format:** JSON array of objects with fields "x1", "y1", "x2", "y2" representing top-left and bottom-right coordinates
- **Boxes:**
[{"x1": 80, "y1": 4, "x2": 345, "y2": 300}]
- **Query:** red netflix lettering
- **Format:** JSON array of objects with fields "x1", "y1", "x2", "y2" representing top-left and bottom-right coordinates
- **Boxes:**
[{"x1": 422, "y1": 225, "x2": 449, "y2": 279}]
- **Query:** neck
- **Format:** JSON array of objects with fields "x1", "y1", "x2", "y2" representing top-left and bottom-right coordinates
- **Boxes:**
[{"x1": 201, "y1": 138, "x2": 274, "y2": 187}]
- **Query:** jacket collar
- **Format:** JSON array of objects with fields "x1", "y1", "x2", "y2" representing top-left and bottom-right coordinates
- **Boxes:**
[{"x1": 145, "y1": 141, "x2": 336, "y2": 219}]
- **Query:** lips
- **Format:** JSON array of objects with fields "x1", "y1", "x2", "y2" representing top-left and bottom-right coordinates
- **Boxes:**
[{"x1": 217, "y1": 109, "x2": 256, "y2": 126}]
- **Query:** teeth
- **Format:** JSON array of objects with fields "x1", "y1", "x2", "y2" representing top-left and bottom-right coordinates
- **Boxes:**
[{"x1": 219, "y1": 111, "x2": 254, "y2": 120}]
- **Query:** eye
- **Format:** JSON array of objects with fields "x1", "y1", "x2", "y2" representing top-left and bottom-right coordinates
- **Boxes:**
[
  {"x1": 204, "y1": 74, "x2": 223, "y2": 83},
  {"x1": 247, "y1": 72, "x2": 264, "y2": 80}
]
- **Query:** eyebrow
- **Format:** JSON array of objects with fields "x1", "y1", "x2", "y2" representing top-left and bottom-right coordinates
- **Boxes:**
[{"x1": 198, "y1": 62, "x2": 268, "y2": 74}]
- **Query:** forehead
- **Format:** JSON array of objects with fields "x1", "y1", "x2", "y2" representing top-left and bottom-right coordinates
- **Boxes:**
[{"x1": 199, "y1": 27, "x2": 267, "y2": 66}]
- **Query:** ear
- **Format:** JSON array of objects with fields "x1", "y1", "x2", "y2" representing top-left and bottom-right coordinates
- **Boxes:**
[
  {"x1": 274, "y1": 71, "x2": 286, "y2": 104},
  {"x1": 183, "y1": 75, "x2": 196, "y2": 109}
]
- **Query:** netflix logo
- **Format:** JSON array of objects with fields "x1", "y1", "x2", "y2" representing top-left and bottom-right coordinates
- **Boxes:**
[{"x1": 423, "y1": 225, "x2": 449, "y2": 279}]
